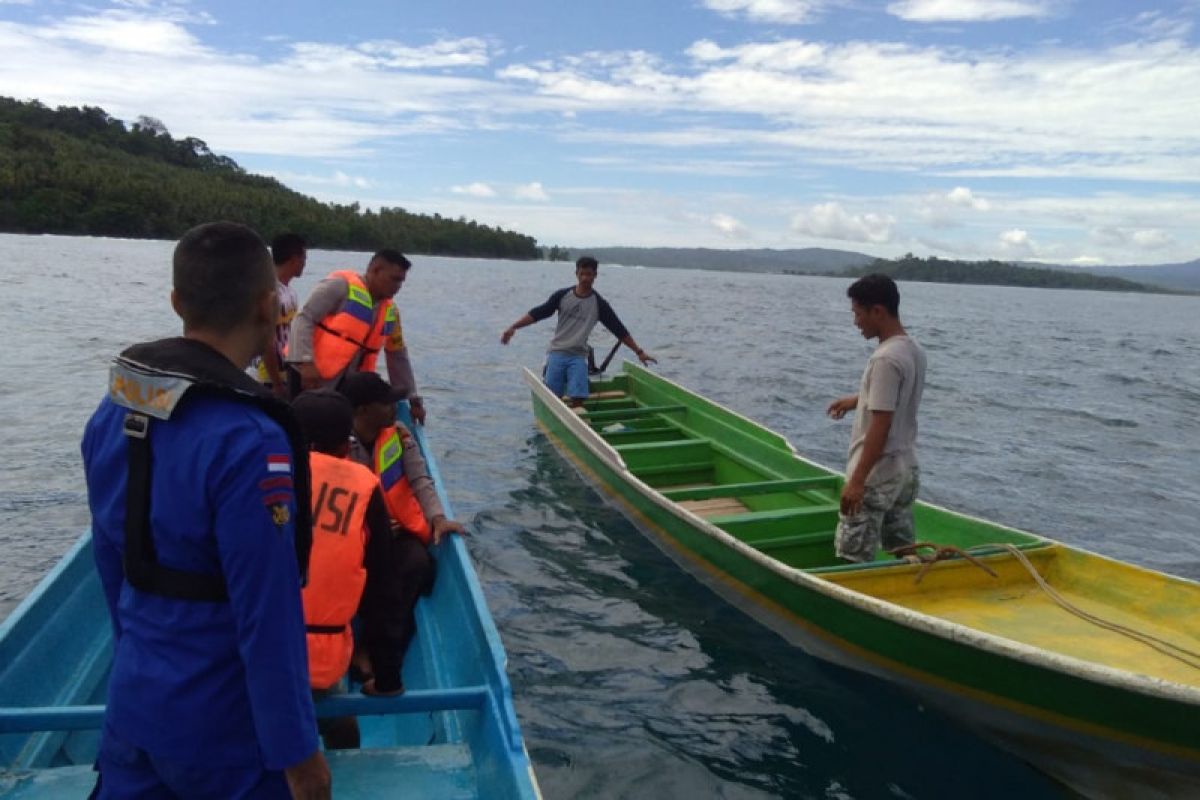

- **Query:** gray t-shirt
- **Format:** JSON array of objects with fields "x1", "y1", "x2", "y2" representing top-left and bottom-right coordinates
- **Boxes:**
[
  {"x1": 846, "y1": 334, "x2": 926, "y2": 485},
  {"x1": 528, "y1": 287, "x2": 630, "y2": 357}
]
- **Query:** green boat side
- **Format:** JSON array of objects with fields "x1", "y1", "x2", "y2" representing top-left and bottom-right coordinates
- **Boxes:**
[{"x1": 524, "y1": 362, "x2": 1200, "y2": 794}]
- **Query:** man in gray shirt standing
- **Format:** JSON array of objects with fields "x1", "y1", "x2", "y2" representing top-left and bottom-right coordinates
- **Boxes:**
[
  {"x1": 827, "y1": 274, "x2": 927, "y2": 563},
  {"x1": 501, "y1": 256, "x2": 656, "y2": 407}
]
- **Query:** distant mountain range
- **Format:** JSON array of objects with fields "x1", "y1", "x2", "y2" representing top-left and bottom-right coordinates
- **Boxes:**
[
  {"x1": 575, "y1": 246, "x2": 1200, "y2": 292},
  {"x1": 1051, "y1": 260, "x2": 1200, "y2": 292}
]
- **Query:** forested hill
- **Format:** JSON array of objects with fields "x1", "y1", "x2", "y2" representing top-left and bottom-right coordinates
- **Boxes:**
[
  {"x1": 849, "y1": 254, "x2": 1168, "y2": 293},
  {"x1": 0, "y1": 97, "x2": 539, "y2": 259}
]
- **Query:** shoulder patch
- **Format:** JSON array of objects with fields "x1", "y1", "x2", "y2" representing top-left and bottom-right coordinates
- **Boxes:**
[
  {"x1": 268, "y1": 502, "x2": 290, "y2": 527},
  {"x1": 109, "y1": 362, "x2": 191, "y2": 420}
]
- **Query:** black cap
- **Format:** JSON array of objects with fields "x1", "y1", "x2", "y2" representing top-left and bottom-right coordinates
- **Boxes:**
[
  {"x1": 338, "y1": 371, "x2": 405, "y2": 409},
  {"x1": 291, "y1": 389, "x2": 353, "y2": 452}
]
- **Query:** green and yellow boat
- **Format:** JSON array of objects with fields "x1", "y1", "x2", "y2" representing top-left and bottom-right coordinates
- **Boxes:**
[{"x1": 525, "y1": 362, "x2": 1200, "y2": 800}]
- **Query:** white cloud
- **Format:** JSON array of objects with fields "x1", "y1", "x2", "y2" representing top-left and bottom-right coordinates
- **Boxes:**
[
  {"x1": 514, "y1": 181, "x2": 550, "y2": 201},
  {"x1": 40, "y1": 11, "x2": 206, "y2": 56},
  {"x1": 269, "y1": 169, "x2": 373, "y2": 189},
  {"x1": 999, "y1": 228, "x2": 1035, "y2": 257},
  {"x1": 1131, "y1": 228, "x2": 1174, "y2": 249},
  {"x1": 945, "y1": 186, "x2": 990, "y2": 210},
  {"x1": 791, "y1": 202, "x2": 895, "y2": 243},
  {"x1": 701, "y1": 0, "x2": 828, "y2": 25},
  {"x1": 1090, "y1": 225, "x2": 1176, "y2": 251},
  {"x1": 917, "y1": 186, "x2": 991, "y2": 227},
  {"x1": 1124, "y1": 11, "x2": 1192, "y2": 41},
  {"x1": 1071, "y1": 255, "x2": 1105, "y2": 266},
  {"x1": 502, "y1": 37, "x2": 1200, "y2": 183},
  {"x1": 887, "y1": 0, "x2": 1055, "y2": 23},
  {"x1": 710, "y1": 212, "x2": 750, "y2": 239},
  {"x1": 686, "y1": 39, "x2": 826, "y2": 70},
  {"x1": 290, "y1": 37, "x2": 490, "y2": 71},
  {"x1": 451, "y1": 182, "x2": 497, "y2": 197}
]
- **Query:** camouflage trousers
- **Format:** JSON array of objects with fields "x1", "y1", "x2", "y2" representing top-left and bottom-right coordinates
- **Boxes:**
[{"x1": 835, "y1": 466, "x2": 920, "y2": 563}]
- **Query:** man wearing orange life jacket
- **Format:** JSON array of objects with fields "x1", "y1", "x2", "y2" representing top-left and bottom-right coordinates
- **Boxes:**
[
  {"x1": 291, "y1": 389, "x2": 408, "y2": 750},
  {"x1": 287, "y1": 249, "x2": 428, "y2": 425},
  {"x1": 337, "y1": 372, "x2": 464, "y2": 674}
]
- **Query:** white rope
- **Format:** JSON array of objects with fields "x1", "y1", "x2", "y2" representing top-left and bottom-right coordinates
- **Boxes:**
[{"x1": 983, "y1": 543, "x2": 1200, "y2": 672}]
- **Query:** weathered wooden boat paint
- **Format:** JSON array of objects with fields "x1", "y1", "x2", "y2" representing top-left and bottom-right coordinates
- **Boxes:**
[{"x1": 525, "y1": 362, "x2": 1200, "y2": 800}]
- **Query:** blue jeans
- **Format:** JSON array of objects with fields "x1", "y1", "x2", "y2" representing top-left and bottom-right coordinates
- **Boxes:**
[{"x1": 544, "y1": 351, "x2": 589, "y2": 400}]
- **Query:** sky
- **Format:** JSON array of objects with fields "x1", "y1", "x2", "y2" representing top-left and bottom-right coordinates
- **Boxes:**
[{"x1": 1, "y1": 0, "x2": 1199, "y2": 265}]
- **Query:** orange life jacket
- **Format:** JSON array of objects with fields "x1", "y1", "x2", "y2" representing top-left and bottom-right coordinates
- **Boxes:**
[
  {"x1": 311, "y1": 270, "x2": 400, "y2": 381},
  {"x1": 302, "y1": 450, "x2": 378, "y2": 690},
  {"x1": 373, "y1": 425, "x2": 430, "y2": 544}
]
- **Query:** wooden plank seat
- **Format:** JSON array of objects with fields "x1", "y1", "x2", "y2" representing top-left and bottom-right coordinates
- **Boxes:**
[
  {"x1": 678, "y1": 497, "x2": 750, "y2": 518},
  {"x1": 661, "y1": 476, "x2": 839, "y2": 502},
  {"x1": 601, "y1": 425, "x2": 683, "y2": 440},
  {"x1": 585, "y1": 404, "x2": 686, "y2": 423},
  {"x1": 706, "y1": 504, "x2": 841, "y2": 541},
  {"x1": 708, "y1": 505, "x2": 840, "y2": 528},
  {"x1": 749, "y1": 530, "x2": 835, "y2": 553}
]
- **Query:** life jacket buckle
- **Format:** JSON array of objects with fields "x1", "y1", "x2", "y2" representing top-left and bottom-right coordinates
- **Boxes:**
[{"x1": 123, "y1": 412, "x2": 150, "y2": 439}]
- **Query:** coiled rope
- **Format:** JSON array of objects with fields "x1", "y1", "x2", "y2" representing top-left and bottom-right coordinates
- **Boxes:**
[{"x1": 891, "y1": 541, "x2": 1200, "y2": 672}]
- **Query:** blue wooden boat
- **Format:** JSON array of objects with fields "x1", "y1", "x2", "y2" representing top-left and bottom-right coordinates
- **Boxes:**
[{"x1": 0, "y1": 403, "x2": 541, "y2": 799}]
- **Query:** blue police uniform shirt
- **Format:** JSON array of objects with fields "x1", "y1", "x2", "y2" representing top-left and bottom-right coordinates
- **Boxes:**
[{"x1": 82, "y1": 392, "x2": 318, "y2": 770}]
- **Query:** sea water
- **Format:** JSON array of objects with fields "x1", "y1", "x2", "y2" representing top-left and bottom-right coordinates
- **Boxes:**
[{"x1": 3, "y1": 233, "x2": 1198, "y2": 798}]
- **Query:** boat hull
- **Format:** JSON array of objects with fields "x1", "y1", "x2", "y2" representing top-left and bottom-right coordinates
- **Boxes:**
[
  {"x1": 0, "y1": 402, "x2": 540, "y2": 800},
  {"x1": 526, "y1": 364, "x2": 1200, "y2": 799}
]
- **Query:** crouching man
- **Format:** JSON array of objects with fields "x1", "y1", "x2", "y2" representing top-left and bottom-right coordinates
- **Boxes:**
[
  {"x1": 291, "y1": 389, "x2": 407, "y2": 750},
  {"x1": 337, "y1": 372, "x2": 465, "y2": 682}
]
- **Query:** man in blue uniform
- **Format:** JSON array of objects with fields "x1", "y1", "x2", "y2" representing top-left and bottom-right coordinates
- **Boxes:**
[{"x1": 82, "y1": 222, "x2": 330, "y2": 799}]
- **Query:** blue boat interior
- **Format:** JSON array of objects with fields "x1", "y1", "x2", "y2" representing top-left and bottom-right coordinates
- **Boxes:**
[{"x1": 0, "y1": 404, "x2": 538, "y2": 800}]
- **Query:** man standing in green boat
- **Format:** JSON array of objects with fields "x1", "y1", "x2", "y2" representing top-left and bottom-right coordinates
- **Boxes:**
[
  {"x1": 500, "y1": 255, "x2": 656, "y2": 407},
  {"x1": 827, "y1": 274, "x2": 926, "y2": 563}
]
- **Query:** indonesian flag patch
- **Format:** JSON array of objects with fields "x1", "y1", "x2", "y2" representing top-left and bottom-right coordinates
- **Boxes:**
[{"x1": 267, "y1": 454, "x2": 291, "y2": 474}]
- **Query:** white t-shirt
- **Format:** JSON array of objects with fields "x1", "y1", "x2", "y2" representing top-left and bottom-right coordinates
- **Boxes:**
[
  {"x1": 846, "y1": 334, "x2": 926, "y2": 485},
  {"x1": 254, "y1": 280, "x2": 297, "y2": 382}
]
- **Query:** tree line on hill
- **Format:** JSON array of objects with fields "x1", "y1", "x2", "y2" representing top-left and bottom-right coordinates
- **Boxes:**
[
  {"x1": 0, "y1": 97, "x2": 539, "y2": 259},
  {"x1": 846, "y1": 253, "x2": 1164, "y2": 293}
]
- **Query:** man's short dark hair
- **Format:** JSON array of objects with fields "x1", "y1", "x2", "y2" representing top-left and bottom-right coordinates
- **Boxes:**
[
  {"x1": 373, "y1": 249, "x2": 412, "y2": 270},
  {"x1": 291, "y1": 389, "x2": 353, "y2": 454},
  {"x1": 271, "y1": 233, "x2": 307, "y2": 266},
  {"x1": 576, "y1": 255, "x2": 598, "y2": 272},
  {"x1": 847, "y1": 273, "x2": 900, "y2": 317},
  {"x1": 173, "y1": 221, "x2": 274, "y2": 330}
]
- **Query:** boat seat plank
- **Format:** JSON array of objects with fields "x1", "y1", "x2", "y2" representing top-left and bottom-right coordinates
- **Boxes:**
[
  {"x1": 630, "y1": 461, "x2": 712, "y2": 478},
  {"x1": 706, "y1": 505, "x2": 840, "y2": 527},
  {"x1": 588, "y1": 390, "x2": 627, "y2": 400},
  {"x1": 661, "y1": 477, "x2": 838, "y2": 502},
  {"x1": 750, "y1": 531, "x2": 834, "y2": 551},
  {"x1": 585, "y1": 404, "x2": 686, "y2": 422},
  {"x1": 678, "y1": 497, "x2": 750, "y2": 518},
  {"x1": 601, "y1": 426, "x2": 682, "y2": 440},
  {"x1": 611, "y1": 439, "x2": 704, "y2": 453}
]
